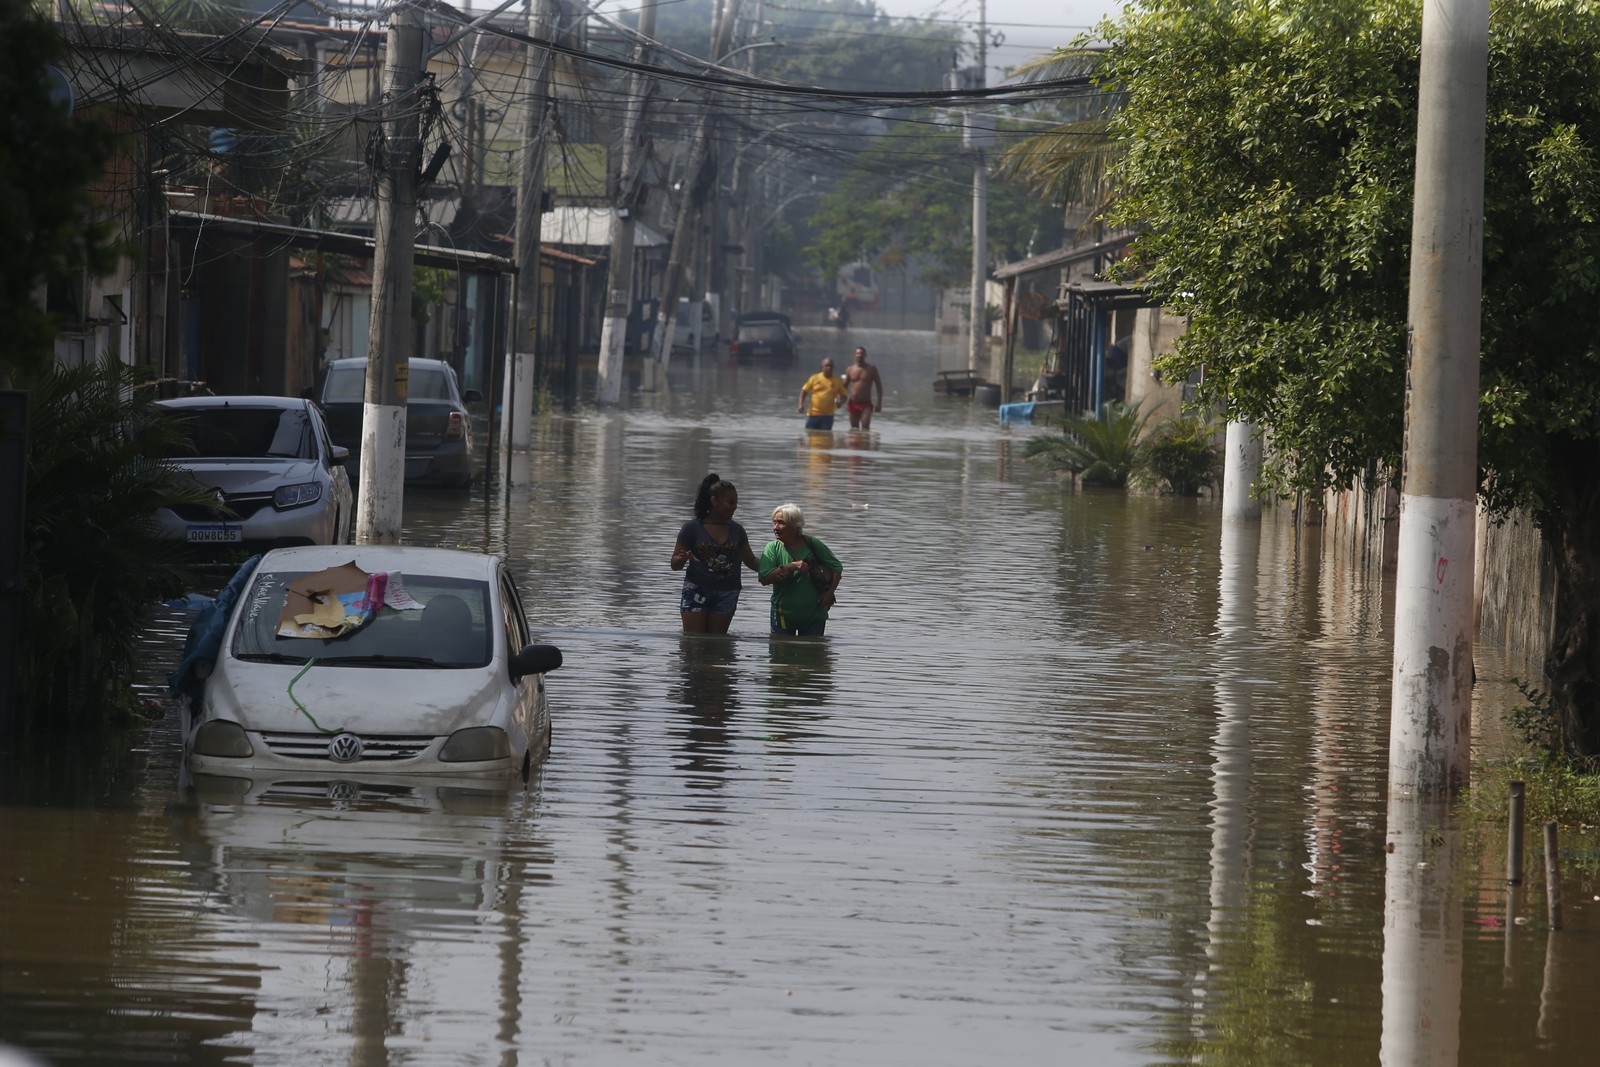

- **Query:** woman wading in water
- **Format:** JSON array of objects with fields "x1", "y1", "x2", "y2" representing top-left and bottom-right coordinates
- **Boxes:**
[{"x1": 670, "y1": 474, "x2": 760, "y2": 633}]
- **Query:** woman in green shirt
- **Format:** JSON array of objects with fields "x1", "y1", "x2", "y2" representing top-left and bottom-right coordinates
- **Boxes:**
[{"x1": 758, "y1": 503, "x2": 843, "y2": 636}]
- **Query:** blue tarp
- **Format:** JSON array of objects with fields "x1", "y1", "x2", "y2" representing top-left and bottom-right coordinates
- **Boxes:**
[
  {"x1": 167, "y1": 555, "x2": 261, "y2": 702},
  {"x1": 998, "y1": 402, "x2": 1036, "y2": 424}
]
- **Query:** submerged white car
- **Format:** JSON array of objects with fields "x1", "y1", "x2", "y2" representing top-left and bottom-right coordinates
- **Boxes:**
[{"x1": 173, "y1": 545, "x2": 562, "y2": 781}]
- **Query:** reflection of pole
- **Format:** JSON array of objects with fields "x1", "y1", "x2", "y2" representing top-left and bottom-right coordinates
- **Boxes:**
[
  {"x1": 595, "y1": 0, "x2": 658, "y2": 405},
  {"x1": 1379, "y1": 796, "x2": 1462, "y2": 1066},
  {"x1": 1389, "y1": 0, "x2": 1488, "y2": 796},
  {"x1": 1195, "y1": 519, "x2": 1259, "y2": 1036}
]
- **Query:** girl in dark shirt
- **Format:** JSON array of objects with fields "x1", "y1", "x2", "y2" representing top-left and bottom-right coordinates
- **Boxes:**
[{"x1": 670, "y1": 473, "x2": 760, "y2": 633}]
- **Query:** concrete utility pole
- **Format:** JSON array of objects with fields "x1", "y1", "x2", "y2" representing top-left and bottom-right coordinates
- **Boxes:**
[
  {"x1": 595, "y1": 0, "x2": 658, "y2": 405},
  {"x1": 648, "y1": 0, "x2": 742, "y2": 376},
  {"x1": 1389, "y1": 0, "x2": 1489, "y2": 796},
  {"x1": 1221, "y1": 421, "x2": 1262, "y2": 521},
  {"x1": 507, "y1": 0, "x2": 559, "y2": 449},
  {"x1": 967, "y1": 0, "x2": 989, "y2": 377},
  {"x1": 356, "y1": 1, "x2": 424, "y2": 544}
]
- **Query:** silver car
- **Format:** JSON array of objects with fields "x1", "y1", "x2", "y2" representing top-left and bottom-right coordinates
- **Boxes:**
[{"x1": 152, "y1": 396, "x2": 355, "y2": 550}]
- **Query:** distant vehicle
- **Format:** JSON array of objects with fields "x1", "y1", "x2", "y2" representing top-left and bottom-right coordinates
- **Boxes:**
[
  {"x1": 675, "y1": 297, "x2": 718, "y2": 351},
  {"x1": 152, "y1": 395, "x2": 354, "y2": 550},
  {"x1": 316, "y1": 357, "x2": 481, "y2": 490},
  {"x1": 174, "y1": 545, "x2": 563, "y2": 782},
  {"x1": 835, "y1": 260, "x2": 879, "y2": 317},
  {"x1": 729, "y1": 311, "x2": 799, "y2": 364}
]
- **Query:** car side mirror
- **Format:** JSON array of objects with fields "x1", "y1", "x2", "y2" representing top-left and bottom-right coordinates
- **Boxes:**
[
  {"x1": 510, "y1": 642, "x2": 563, "y2": 681},
  {"x1": 330, "y1": 445, "x2": 349, "y2": 466},
  {"x1": 463, "y1": 388, "x2": 484, "y2": 404}
]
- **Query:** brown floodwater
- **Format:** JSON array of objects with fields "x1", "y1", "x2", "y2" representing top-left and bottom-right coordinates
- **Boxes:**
[{"x1": 2, "y1": 328, "x2": 1597, "y2": 1065}]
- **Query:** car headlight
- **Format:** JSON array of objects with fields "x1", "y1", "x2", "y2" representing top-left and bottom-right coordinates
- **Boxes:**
[
  {"x1": 438, "y1": 726, "x2": 511, "y2": 762},
  {"x1": 193, "y1": 720, "x2": 254, "y2": 757},
  {"x1": 273, "y1": 482, "x2": 323, "y2": 510}
]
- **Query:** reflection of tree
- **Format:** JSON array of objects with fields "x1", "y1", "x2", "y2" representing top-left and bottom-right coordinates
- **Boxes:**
[{"x1": 669, "y1": 636, "x2": 741, "y2": 791}]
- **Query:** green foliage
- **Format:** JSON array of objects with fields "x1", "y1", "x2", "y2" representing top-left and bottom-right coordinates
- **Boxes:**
[
  {"x1": 997, "y1": 48, "x2": 1122, "y2": 213},
  {"x1": 1140, "y1": 412, "x2": 1222, "y2": 496},
  {"x1": 807, "y1": 124, "x2": 1067, "y2": 287},
  {"x1": 16, "y1": 357, "x2": 209, "y2": 733},
  {"x1": 1, "y1": 4, "x2": 116, "y2": 385},
  {"x1": 1507, "y1": 676, "x2": 1564, "y2": 754},
  {"x1": 412, "y1": 267, "x2": 451, "y2": 326},
  {"x1": 1092, "y1": 0, "x2": 1600, "y2": 523},
  {"x1": 1024, "y1": 400, "x2": 1152, "y2": 487}
]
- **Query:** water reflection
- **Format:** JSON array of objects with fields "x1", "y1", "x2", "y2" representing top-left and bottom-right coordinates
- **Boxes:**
[
  {"x1": 1196, "y1": 520, "x2": 1260, "y2": 1032},
  {"x1": 670, "y1": 635, "x2": 741, "y2": 790},
  {"x1": 762, "y1": 637, "x2": 834, "y2": 744},
  {"x1": 1380, "y1": 796, "x2": 1463, "y2": 1066}
]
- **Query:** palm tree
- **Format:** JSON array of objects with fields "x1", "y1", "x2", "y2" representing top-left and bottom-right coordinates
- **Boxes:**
[
  {"x1": 997, "y1": 47, "x2": 1123, "y2": 217},
  {"x1": 1024, "y1": 400, "x2": 1152, "y2": 488}
]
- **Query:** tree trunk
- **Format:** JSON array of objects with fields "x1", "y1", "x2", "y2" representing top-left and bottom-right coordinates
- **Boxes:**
[{"x1": 1542, "y1": 438, "x2": 1600, "y2": 756}]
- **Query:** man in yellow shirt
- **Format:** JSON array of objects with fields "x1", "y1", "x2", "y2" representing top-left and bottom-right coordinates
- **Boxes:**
[{"x1": 797, "y1": 357, "x2": 849, "y2": 430}]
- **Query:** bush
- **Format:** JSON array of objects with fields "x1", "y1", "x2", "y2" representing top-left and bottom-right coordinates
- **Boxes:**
[
  {"x1": 1140, "y1": 414, "x2": 1222, "y2": 496},
  {"x1": 1023, "y1": 400, "x2": 1151, "y2": 487}
]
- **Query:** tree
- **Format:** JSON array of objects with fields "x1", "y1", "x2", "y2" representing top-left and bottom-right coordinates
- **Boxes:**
[
  {"x1": 3, "y1": 2, "x2": 202, "y2": 733},
  {"x1": 1093, "y1": 0, "x2": 1600, "y2": 754},
  {"x1": 808, "y1": 123, "x2": 1066, "y2": 287}
]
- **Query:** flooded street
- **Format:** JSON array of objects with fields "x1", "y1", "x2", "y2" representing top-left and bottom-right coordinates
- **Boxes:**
[{"x1": 4, "y1": 328, "x2": 1599, "y2": 1065}]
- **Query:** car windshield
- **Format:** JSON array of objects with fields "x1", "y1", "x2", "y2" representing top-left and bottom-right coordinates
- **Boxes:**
[
  {"x1": 321, "y1": 365, "x2": 365, "y2": 403},
  {"x1": 168, "y1": 407, "x2": 314, "y2": 460},
  {"x1": 738, "y1": 323, "x2": 788, "y2": 343},
  {"x1": 408, "y1": 364, "x2": 453, "y2": 401},
  {"x1": 231, "y1": 569, "x2": 493, "y2": 668},
  {"x1": 323, "y1": 363, "x2": 453, "y2": 403}
]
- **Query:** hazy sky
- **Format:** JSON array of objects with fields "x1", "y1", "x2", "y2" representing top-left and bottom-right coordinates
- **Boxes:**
[{"x1": 870, "y1": 0, "x2": 1124, "y2": 78}]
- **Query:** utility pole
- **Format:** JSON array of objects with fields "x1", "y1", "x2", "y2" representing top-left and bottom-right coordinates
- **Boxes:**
[
  {"x1": 507, "y1": 0, "x2": 558, "y2": 450},
  {"x1": 1388, "y1": 0, "x2": 1489, "y2": 796},
  {"x1": 648, "y1": 0, "x2": 742, "y2": 374},
  {"x1": 356, "y1": 1, "x2": 424, "y2": 544},
  {"x1": 967, "y1": 0, "x2": 989, "y2": 377},
  {"x1": 595, "y1": 0, "x2": 658, "y2": 405}
]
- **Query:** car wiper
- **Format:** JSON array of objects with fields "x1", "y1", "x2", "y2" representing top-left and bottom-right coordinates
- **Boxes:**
[
  {"x1": 312, "y1": 654, "x2": 441, "y2": 668},
  {"x1": 236, "y1": 651, "x2": 320, "y2": 664}
]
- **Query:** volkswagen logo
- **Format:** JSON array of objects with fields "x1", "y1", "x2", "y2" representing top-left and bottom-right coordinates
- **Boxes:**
[
  {"x1": 213, "y1": 488, "x2": 227, "y2": 508},
  {"x1": 327, "y1": 780, "x2": 360, "y2": 805},
  {"x1": 327, "y1": 733, "x2": 364, "y2": 762}
]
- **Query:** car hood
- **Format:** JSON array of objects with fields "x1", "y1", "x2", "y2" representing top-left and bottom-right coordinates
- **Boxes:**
[
  {"x1": 205, "y1": 658, "x2": 507, "y2": 736},
  {"x1": 174, "y1": 459, "x2": 322, "y2": 492}
]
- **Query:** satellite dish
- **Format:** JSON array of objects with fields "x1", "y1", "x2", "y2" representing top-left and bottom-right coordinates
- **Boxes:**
[{"x1": 44, "y1": 65, "x2": 75, "y2": 113}]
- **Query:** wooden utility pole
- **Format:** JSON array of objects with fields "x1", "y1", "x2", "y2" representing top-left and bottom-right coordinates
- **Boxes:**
[
  {"x1": 966, "y1": 0, "x2": 990, "y2": 378},
  {"x1": 648, "y1": 0, "x2": 742, "y2": 374},
  {"x1": 1389, "y1": 0, "x2": 1489, "y2": 796},
  {"x1": 595, "y1": 0, "x2": 658, "y2": 404},
  {"x1": 507, "y1": 0, "x2": 559, "y2": 450},
  {"x1": 356, "y1": 1, "x2": 424, "y2": 544}
]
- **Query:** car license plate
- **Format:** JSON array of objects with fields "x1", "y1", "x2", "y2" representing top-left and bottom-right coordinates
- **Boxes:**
[{"x1": 186, "y1": 524, "x2": 242, "y2": 544}]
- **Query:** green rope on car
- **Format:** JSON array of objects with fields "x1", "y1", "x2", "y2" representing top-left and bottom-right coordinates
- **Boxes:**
[{"x1": 287, "y1": 657, "x2": 344, "y2": 734}]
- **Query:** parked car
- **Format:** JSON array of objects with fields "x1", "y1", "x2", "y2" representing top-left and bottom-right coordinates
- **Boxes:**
[
  {"x1": 172, "y1": 545, "x2": 563, "y2": 781},
  {"x1": 316, "y1": 357, "x2": 481, "y2": 489},
  {"x1": 152, "y1": 395, "x2": 354, "y2": 550},
  {"x1": 729, "y1": 311, "x2": 799, "y2": 364}
]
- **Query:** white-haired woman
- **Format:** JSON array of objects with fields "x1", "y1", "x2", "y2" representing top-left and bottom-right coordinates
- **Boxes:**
[{"x1": 757, "y1": 503, "x2": 843, "y2": 636}]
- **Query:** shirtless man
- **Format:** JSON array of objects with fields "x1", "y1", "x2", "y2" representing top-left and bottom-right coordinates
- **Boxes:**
[{"x1": 842, "y1": 346, "x2": 884, "y2": 429}]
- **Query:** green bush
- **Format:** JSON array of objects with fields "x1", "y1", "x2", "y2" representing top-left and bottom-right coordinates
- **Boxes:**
[
  {"x1": 1024, "y1": 400, "x2": 1151, "y2": 487},
  {"x1": 1140, "y1": 413, "x2": 1221, "y2": 496},
  {"x1": 16, "y1": 358, "x2": 209, "y2": 733}
]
